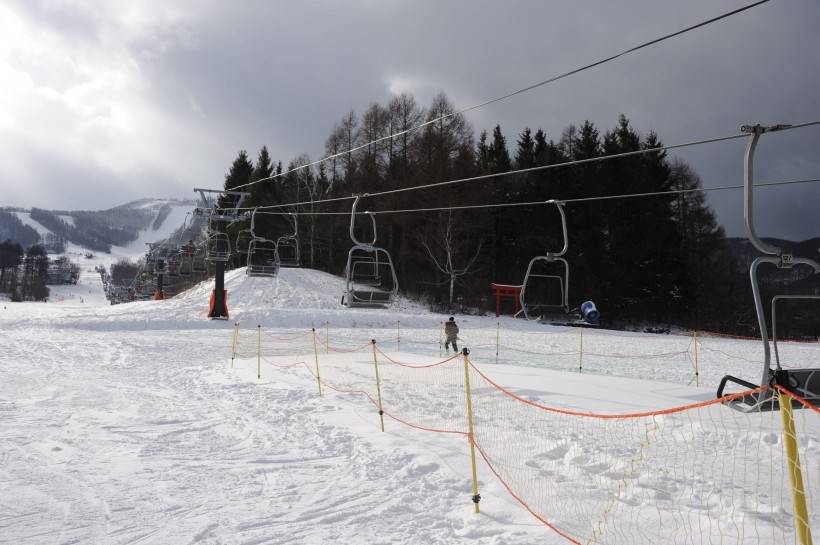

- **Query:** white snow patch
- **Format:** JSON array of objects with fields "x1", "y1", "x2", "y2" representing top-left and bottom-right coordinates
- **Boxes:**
[
  {"x1": 0, "y1": 267, "x2": 817, "y2": 544},
  {"x1": 12, "y1": 211, "x2": 51, "y2": 238}
]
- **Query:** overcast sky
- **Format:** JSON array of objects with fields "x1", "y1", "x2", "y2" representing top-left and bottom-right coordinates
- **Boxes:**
[{"x1": 1, "y1": 0, "x2": 818, "y2": 239}]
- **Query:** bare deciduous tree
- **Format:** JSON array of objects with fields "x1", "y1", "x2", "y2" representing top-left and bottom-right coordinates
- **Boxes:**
[{"x1": 420, "y1": 211, "x2": 483, "y2": 305}]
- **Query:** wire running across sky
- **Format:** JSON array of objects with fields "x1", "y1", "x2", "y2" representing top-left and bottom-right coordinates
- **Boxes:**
[
  {"x1": 229, "y1": 0, "x2": 771, "y2": 192},
  {"x1": 246, "y1": 177, "x2": 820, "y2": 217},
  {"x1": 226, "y1": 118, "x2": 820, "y2": 214}
]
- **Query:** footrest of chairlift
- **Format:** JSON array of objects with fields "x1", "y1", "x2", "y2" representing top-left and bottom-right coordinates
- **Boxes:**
[{"x1": 717, "y1": 369, "x2": 820, "y2": 412}]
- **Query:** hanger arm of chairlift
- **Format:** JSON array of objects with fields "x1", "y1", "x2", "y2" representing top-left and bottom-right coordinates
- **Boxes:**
[
  {"x1": 546, "y1": 200, "x2": 568, "y2": 257},
  {"x1": 717, "y1": 123, "x2": 820, "y2": 409},
  {"x1": 349, "y1": 194, "x2": 377, "y2": 247}
]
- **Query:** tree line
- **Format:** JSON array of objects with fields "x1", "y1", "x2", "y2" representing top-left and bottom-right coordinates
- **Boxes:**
[
  {"x1": 0, "y1": 240, "x2": 49, "y2": 302},
  {"x1": 217, "y1": 91, "x2": 817, "y2": 336},
  {"x1": 0, "y1": 209, "x2": 40, "y2": 248}
]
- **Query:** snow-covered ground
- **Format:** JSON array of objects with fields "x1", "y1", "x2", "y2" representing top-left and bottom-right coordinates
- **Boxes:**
[{"x1": 1, "y1": 267, "x2": 817, "y2": 544}]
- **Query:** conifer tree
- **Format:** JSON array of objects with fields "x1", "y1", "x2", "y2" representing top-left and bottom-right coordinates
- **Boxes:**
[
  {"x1": 477, "y1": 131, "x2": 490, "y2": 174},
  {"x1": 251, "y1": 146, "x2": 273, "y2": 183},
  {"x1": 488, "y1": 125, "x2": 512, "y2": 174},
  {"x1": 514, "y1": 127, "x2": 536, "y2": 170},
  {"x1": 224, "y1": 150, "x2": 254, "y2": 191}
]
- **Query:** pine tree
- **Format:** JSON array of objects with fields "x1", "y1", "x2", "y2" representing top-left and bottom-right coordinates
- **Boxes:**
[
  {"x1": 514, "y1": 127, "x2": 536, "y2": 170},
  {"x1": 224, "y1": 150, "x2": 254, "y2": 191},
  {"x1": 251, "y1": 146, "x2": 273, "y2": 183},
  {"x1": 477, "y1": 131, "x2": 490, "y2": 174},
  {"x1": 488, "y1": 125, "x2": 512, "y2": 174}
]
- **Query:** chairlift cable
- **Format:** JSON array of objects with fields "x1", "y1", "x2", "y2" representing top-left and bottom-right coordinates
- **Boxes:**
[
  {"x1": 229, "y1": 118, "x2": 820, "y2": 213},
  {"x1": 230, "y1": 0, "x2": 771, "y2": 192},
  {"x1": 240, "y1": 177, "x2": 820, "y2": 216}
]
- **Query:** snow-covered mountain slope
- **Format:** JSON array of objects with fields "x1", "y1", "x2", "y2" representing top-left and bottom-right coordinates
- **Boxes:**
[
  {"x1": 9, "y1": 199, "x2": 195, "y2": 262},
  {"x1": 106, "y1": 203, "x2": 192, "y2": 261},
  {"x1": 1, "y1": 265, "x2": 818, "y2": 544},
  {"x1": 6, "y1": 200, "x2": 196, "y2": 306}
]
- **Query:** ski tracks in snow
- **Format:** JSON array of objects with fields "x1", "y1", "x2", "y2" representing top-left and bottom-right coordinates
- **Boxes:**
[{"x1": 0, "y1": 328, "x2": 546, "y2": 544}]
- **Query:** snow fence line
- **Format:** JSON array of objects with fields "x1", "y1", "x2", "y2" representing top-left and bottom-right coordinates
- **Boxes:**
[
  {"x1": 264, "y1": 320, "x2": 819, "y2": 390},
  {"x1": 230, "y1": 323, "x2": 819, "y2": 545}
]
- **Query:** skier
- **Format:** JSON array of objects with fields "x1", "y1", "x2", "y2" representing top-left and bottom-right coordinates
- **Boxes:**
[{"x1": 444, "y1": 316, "x2": 459, "y2": 353}]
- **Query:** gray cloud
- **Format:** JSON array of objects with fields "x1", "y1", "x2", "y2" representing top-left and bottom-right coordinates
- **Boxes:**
[{"x1": 1, "y1": 0, "x2": 818, "y2": 240}]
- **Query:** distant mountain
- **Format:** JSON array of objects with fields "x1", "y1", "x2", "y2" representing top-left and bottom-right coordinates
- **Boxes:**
[{"x1": 0, "y1": 198, "x2": 198, "y2": 254}]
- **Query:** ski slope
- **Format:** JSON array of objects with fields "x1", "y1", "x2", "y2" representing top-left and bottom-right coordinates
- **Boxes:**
[
  {"x1": 9, "y1": 203, "x2": 195, "y2": 307},
  {"x1": 1, "y1": 268, "x2": 817, "y2": 544}
]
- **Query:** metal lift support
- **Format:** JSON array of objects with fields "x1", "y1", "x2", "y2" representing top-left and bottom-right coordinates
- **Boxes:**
[{"x1": 194, "y1": 188, "x2": 249, "y2": 319}]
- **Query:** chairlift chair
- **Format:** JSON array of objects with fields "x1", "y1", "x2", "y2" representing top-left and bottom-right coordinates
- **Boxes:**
[
  {"x1": 178, "y1": 250, "x2": 193, "y2": 277},
  {"x1": 166, "y1": 251, "x2": 181, "y2": 278},
  {"x1": 234, "y1": 209, "x2": 255, "y2": 255},
  {"x1": 246, "y1": 237, "x2": 279, "y2": 277},
  {"x1": 243, "y1": 208, "x2": 279, "y2": 277},
  {"x1": 205, "y1": 231, "x2": 231, "y2": 262},
  {"x1": 153, "y1": 254, "x2": 166, "y2": 275},
  {"x1": 191, "y1": 244, "x2": 207, "y2": 273},
  {"x1": 716, "y1": 124, "x2": 820, "y2": 412},
  {"x1": 342, "y1": 195, "x2": 398, "y2": 307},
  {"x1": 276, "y1": 213, "x2": 300, "y2": 267},
  {"x1": 235, "y1": 228, "x2": 254, "y2": 255},
  {"x1": 518, "y1": 201, "x2": 571, "y2": 320}
]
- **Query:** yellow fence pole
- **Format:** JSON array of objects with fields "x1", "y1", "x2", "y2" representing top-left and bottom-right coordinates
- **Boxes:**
[
  {"x1": 230, "y1": 322, "x2": 238, "y2": 368},
  {"x1": 257, "y1": 324, "x2": 261, "y2": 379},
  {"x1": 325, "y1": 321, "x2": 330, "y2": 353},
  {"x1": 397, "y1": 320, "x2": 401, "y2": 351},
  {"x1": 462, "y1": 348, "x2": 481, "y2": 514},
  {"x1": 778, "y1": 388, "x2": 813, "y2": 545},
  {"x1": 693, "y1": 330, "x2": 700, "y2": 387},
  {"x1": 371, "y1": 340, "x2": 386, "y2": 432},
  {"x1": 495, "y1": 321, "x2": 500, "y2": 364},
  {"x1": 579, "y1": 327, "x2": 584, "y2": 373},
  {"x1": 311, "y1": 328, "x2": 323, "y2": 396}
]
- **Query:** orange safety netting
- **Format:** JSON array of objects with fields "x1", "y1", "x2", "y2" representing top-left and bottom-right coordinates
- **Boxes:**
[{"x1": 230, "y1": 326, "x2": 820, "y2": 544}]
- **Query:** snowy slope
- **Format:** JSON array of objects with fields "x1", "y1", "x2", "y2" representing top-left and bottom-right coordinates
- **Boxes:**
[
  {"x1": 107, "y1": 203, "x2": 193, "y2": 262},
  {"x1": 7, "y1": 203, "x2": 195, "y2": 308},
  {"x1": 1, "y1": 267, "x2": 817, "y2": 544},
  {"x1": 12, "y1": 210, "x2": 52, "y2": 237}
]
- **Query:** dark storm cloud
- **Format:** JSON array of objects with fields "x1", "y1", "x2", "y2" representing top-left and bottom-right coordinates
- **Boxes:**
[{"x1": 1, "y1": 0, "x2": 818, "y2": 239}]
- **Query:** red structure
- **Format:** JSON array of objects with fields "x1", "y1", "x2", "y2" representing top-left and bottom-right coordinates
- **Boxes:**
[{"x1": 490, "y1": 283, "x2": 522, "y2": 317}]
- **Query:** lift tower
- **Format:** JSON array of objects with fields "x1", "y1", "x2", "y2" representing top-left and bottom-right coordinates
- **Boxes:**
[{"x1": 194, "y1": 188, "x2": 249, "y2": 320}]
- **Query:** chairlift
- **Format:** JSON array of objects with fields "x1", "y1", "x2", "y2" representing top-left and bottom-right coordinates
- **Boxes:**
[
  {"x1": 276, "y1": 213, "x2": 300, "y2": 267},
  {"x1": 244, "y1": 208, "x2": 279, "y2": 277},
  {"x1": 178, "y1": 247, "x2": 193, "y2": 277},
  {"x1": 153, "y1": 254, "x2": 166, "y2": 274},
  {"x1": 205, "y1": 216, "x2": 231, "y2": 262},
  {"x1": 716, "y1": 124, "x2": 820, "y2": 411},
  {"x1": 191, "y1": 244, "x2": 207, "y2": 273},
  {"x1": 246, "y1": 237, "x2": 279, "y2": 277},
  {"x1": 516, "y1": 201, "x2": 599, "y2": 326},
  {"x1": 342, "y1": 195, "x2": 398, "y2": 307},
  {"x1": 166, "y1": 251, "x2": 181, "y2": 278},
  {"x1": 234, "y1": 209, "x2": 254, "y2": 255},
  {"x1": 236, "y1": 228, "x2": 254, "y2": 255}
]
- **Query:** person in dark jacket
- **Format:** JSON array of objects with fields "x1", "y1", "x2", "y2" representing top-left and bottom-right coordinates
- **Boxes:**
[{"x1": 444, "y1": 316, "x2": 459, "y2": 353}]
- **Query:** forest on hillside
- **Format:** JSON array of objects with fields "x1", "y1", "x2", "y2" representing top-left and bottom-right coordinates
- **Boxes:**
[{"x1": 217, "y1": 92, "x2": 817, "y2": 337}]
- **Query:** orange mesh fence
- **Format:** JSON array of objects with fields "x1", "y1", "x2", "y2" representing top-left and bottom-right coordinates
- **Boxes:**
[
  {"x1": 229, "y1": 325, "x2": 820, "y2": 543},
  {"x1": 467, "y1": 360, "x2": 819, "y2": 544},
  {"x1": 374, "y1": 347, "x2": 467, "y2": 434}
]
